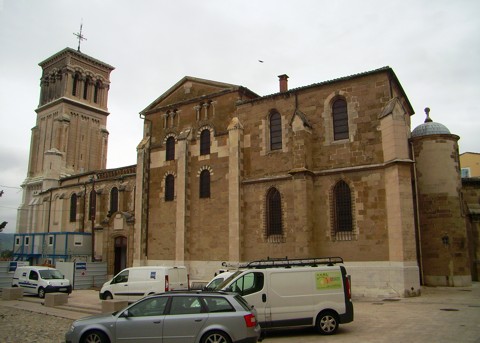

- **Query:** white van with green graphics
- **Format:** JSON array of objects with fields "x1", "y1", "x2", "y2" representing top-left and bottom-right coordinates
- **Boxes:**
[
  {"x1": 214, "y1": 257, "x2": 354, "y2": 335},
  {"x1": 99, "y1": 266, "x2": 189, "y2": 302}
]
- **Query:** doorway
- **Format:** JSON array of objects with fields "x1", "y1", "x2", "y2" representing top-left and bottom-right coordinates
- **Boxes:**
[{"x1": 114, "y1": 236, "x2": 127, "y2": 275}]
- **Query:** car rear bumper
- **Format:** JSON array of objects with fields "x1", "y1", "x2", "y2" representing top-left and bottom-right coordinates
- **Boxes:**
[{"x1": 339, "y1": 300, "x2": 354, "y2": 323}]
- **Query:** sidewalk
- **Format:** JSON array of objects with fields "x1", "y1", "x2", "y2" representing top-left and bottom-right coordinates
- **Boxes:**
[
  {"x1": 0, "y1": 289, "x2": 102, "y2": 320},
  {"x1": 1, "y1": 284, "x2": 479, "y2": 342}
]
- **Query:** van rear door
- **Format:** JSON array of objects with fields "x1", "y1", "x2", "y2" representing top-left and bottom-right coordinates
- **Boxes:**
[{"x1": 168, "y1": 267, "x2": 188, "y2": 290}]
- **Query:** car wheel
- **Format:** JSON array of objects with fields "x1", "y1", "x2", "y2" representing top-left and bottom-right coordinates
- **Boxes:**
[
  {"x1": 316, "y1": 310, "x2": 339, "y2": 335},
  {"x1": 81, "y1": 330, "x2": 109, "y2": 343},
  {"x1": 201, "y1": 330, "x2": 232, "y2": 343},
  {"x1": 38, "y1": 287, "x2": 45, "y2": 299},
  {"x1": 103, "y1": 292, "x2": 113, "y2": 300}
]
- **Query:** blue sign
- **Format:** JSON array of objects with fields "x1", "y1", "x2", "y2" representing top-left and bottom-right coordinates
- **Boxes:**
[
  {"x1": 76, "y1": 262, "x2": 87, "y2": 270},
  {"x1": 8, "y1": 261, "x2": 17, "y2": 272}
]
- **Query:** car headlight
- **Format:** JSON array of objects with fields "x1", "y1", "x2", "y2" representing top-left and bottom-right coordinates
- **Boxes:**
[{"x1": 68, "y1": 324, "x2": 76, "y2": 333}]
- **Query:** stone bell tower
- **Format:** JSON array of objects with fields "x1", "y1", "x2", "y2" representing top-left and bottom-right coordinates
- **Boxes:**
[{"x1": 17, "y1": 47, "x2": 114, "y2": 233}]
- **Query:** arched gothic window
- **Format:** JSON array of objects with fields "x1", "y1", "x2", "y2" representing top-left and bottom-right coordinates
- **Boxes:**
[
  {"x1": 69, "y1": 193, "x2": 77, "y2": 222},
  {"x1": 332, "y1": 99, "x2": 349, "y2": 140},
  {"x1": 200, "y1": 129, "x2": 211, "y2": 155},
  {"x1": 333, "y1": 180, "x2": 353, "y2": 234},
  {"x1": 166, "y1": 136, "x2": 175, "y2": 161},
  {"x1": 266, "y1": 187, "x2": 283, "y2": 237},
  {"x1": 165, "y1": 174, "x2": 175, "y2": 201},
  {"x1": 269, "y1": 112, "x2": 282, "y2": 150},
  {"x1": 199, "y1": 170, "x2": 211, "y2": 198},
  {"x1": 110, "y1": 187, "x2": 119, "y2": 215}
]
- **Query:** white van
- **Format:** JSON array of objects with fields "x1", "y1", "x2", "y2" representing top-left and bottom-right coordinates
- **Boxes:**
[
  {"x1": 12, "y1": 266, "x2": 72, "y2": 298},
  {"x1": 204, "y1": 271, "x2": 234, "y2": 291},
  {"x1": 214, "y1": 257, "x2": 354, "y2": 335},
  {"x1": 99, "y1": 266, "x2": 189, "y2": 302}
]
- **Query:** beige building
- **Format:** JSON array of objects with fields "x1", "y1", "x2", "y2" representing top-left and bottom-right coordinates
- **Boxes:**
[
  {"x1": 16, "y1": 47, "x2": 475, "y2": 297},
  {"x1": 134, "y1": 68, "x2": 472, "y2": 297},
  {"x1": 460, "y1": 152, "x2": 480, "y2": 177}
]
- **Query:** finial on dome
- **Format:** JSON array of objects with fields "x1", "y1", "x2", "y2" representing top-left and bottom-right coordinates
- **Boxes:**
[{"x1": 424, "y1": 107, "x2": 432, "y2": 123}]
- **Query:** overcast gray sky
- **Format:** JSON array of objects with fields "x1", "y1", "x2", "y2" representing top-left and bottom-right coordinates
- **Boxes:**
[{"x1": 1, "y1": 0, "x2": 479, "y2": 233}]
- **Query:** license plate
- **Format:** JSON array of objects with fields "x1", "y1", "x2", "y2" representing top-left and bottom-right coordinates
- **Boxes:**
[{"x1": 59, "y1": 288, "x2": 67, "y2": 291}]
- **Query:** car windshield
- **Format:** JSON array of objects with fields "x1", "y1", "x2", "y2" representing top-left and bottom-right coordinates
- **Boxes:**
[
  {"x1": 39, "y1": 269, "x2": 64, "y2": 279},
  {"x1": 214, "y1": 270, "x2": 242, "y2": 290},
  {"x1": 205, "y1": 278, "x2": 225, "y2": 291}
]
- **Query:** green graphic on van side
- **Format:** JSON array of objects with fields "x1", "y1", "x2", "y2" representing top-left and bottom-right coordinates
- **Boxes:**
[{"x1": 315, "y1": 271, "x2": 342, "y2": 289}]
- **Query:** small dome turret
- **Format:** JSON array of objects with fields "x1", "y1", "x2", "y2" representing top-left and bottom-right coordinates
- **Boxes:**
[{"x1": 411, "y1": 107, "x2": 451, "y2": 138}]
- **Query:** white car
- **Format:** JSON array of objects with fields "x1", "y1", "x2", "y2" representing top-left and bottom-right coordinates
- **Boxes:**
[{"x1": 12, "y1": 266, "x2": 72, "y2": 298}]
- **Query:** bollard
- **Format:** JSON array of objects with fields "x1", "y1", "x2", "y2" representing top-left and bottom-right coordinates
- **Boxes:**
[
  {"x1": 2, "y1": 287, "x2": 23, "y2": 300},
  {"x1": 102, "y1": 299, "x2": 128, "y2": 313},
  {"x1": 44, "y1": 292, "x2": 68, "y2": 307}
]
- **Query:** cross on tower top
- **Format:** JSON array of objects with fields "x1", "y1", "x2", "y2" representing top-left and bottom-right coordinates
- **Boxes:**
[{"x1": 73, "y1": 22, "x2": 87, "y2": 52}]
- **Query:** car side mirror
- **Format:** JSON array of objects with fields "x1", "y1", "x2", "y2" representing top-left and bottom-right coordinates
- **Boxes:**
[{"x1": 120, "y1": 310, "x2": 130, "y2": 318}]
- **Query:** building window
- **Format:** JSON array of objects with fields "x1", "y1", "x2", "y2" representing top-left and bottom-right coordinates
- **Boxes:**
[
  {"x1": 333, "y1": 99, "x2": 349, "y2": 140},
  {"x1": 199, "y1": 170, "x2": 211, "y2": 198},
  {"x1": 166, "y1": 136, "x2": 175, "y2": 161},
  {"x1": 110, "y1": 187, "x2": 119, "y2": 214},
  {"x1": 72, "y1": 73, "x2": 80, "y2": 96},
  {"x1": 200, "y1": 129, "x2": 211, "y2": 155},
  {"x1": 269, "y1": 112, "x2": 282, "y2": 150},
  {"x1": 83, "y1": 77, "x2": 90, "y2": 100},
  {"x1": 461, "y1": 168, "x2": 471, "y2": 178},
  {"x1": 48, "y1": 235, "x2": 54, "y2": 246},
  {"x1": 25, "y1": 236, "x2": 30, "y2": 246},
  {"x1": 89, "y1": 190, "x2": 97, "y2": 221},
  {"x1": 165, "y1": 174, "x2": 175, "y2": 201},
  {"x1": 94, "y1": 81, "x2": 101, "y2": 103},
  {"x1": 333, "y1": 180, "x2": 353, "y2": 238},
  {"x1": 266, "y1": 187, "x2": 283, "y2": 238},
  {"x1": 70, "y1": 193, "x2": 77, "y2": 222}
]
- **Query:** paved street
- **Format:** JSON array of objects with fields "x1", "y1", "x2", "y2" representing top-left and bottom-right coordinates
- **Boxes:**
[{"x1": 0, "y1": 283, "x2": 479, "y2": 343}]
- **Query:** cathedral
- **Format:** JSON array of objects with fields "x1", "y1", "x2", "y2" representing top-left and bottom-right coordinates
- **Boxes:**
[{"x1": 15, "y1": 47, "x2": 478, "y2": 298}]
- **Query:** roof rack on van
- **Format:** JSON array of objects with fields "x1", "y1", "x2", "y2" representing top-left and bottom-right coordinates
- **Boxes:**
[{"x1": 241, "y1": 257, "x2": 344, "y2": 269}]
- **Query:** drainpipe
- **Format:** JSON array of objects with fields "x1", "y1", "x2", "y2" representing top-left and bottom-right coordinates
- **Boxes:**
[
  {"x1": 411, "y1": 142, "x2": 424, "y2": 285},
  {"x1": 139, "y1": 112, "x2": 152, "y2": 258},
  {"x1": 47, "y1": 191, "x2": 52, "y2": 233},
  {"x1": 90, "y1": 174, "x2": 96, "y2": 262},
  {"x1": 82, "y1": 182, "x2": 87, "y2": 233}
]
